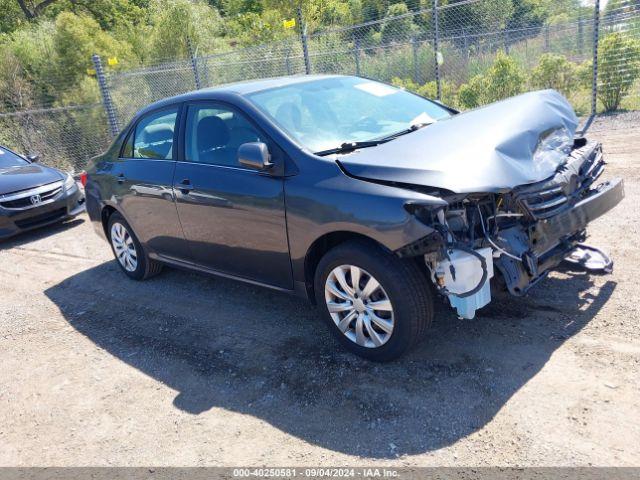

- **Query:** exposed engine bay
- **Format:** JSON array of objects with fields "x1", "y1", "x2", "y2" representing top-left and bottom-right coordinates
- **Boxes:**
[{"x1": 397, "y1": 138, "x2": 625, "y2": 319}]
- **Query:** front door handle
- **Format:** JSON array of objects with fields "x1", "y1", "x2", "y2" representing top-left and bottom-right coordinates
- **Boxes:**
[{"x1": 176, "y1": 179, "x2": 194, "y2": 194}]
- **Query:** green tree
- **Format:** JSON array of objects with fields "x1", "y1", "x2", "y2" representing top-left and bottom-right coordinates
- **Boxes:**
[
  {"x1": 147, "y1": 0, "x2": 224, "y2": 60},
  {"x1": 43, "y1": 0, "x2": 148, "y2": 30},
  {"x1": 380, "y1": 3, "x2": 415, "y2": 45},
  {"x1": 1, "y1": 19, "x2": 57, "y2": 103},
  {"x1": 52, "y1": 12, "x2": 133, "y2": 84},
  {"x1": 598, "y1": 32, "x2": 640, "y2": 111},
  {"x1": 222, "y1": 0, "x2": 262, "y2": 17},
  {"x1": 0, "y1": 0, "x2": 30, "y2": 33}
]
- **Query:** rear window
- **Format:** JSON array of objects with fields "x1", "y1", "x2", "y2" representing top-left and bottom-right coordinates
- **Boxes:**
[
  {"x1": 0, "y1": 147, "x2": 28, "y2": 168},
  {"x1": 131, "y1": 108, "x2": 179, "y2": 160}
]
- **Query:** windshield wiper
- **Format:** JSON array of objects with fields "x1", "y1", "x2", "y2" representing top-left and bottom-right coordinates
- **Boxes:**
[
  {"x1": 315, "y1": 140, "x2": 387, "y2": 157},
  {"x1": 314, "y1": 122, "x2": 433, "y2": 157},
  {"x1": 381, "y1": 121, "x2": 432, "y2": 141}
]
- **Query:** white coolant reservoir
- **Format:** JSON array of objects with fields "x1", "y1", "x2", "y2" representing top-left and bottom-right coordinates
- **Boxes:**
[{"x1": 435, "y1": 247, "x2": 494, "y2": 320}]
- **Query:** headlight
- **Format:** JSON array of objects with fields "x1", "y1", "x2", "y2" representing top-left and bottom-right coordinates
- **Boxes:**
[
  {"x1": 63, "y1": 173, "x2": 77, "y2": 191},
  {"x1": 532, "y1": 126, "x2": 573, "y2": 170}
]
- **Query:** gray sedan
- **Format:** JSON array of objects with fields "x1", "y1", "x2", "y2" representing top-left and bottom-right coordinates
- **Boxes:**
[{"x1": 85, "y1": 75, "x2": 623, "y2": 361}]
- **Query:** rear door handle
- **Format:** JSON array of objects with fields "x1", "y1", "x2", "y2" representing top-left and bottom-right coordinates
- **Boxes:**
[
  {"x1": 176, "y1": 179, "x2": 194, "y2": 194},
  {"x1": 117, "y1": 173, "x2": 126, "y2": 184}
]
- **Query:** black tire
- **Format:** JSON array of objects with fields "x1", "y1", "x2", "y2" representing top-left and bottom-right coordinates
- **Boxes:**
[
  {"x1": 314, "y1": 240, "x2": 433, "y2": 361},
  {"x1": 107, "y1": 211, "x2": 163, "y2": 280}
]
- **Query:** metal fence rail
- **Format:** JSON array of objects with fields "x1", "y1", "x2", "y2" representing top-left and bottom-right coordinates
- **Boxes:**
[{"x1": 1, "y1": 0, "x2": 639, "y2": 172}]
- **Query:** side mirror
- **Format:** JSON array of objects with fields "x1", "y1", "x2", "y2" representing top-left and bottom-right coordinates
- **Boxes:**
[
  {"x1": 26, "y1": 153, "x2": 40, "y2": 163},
  {"x1": 238, "y1": 142, "x2": 273, "y2": 171}
]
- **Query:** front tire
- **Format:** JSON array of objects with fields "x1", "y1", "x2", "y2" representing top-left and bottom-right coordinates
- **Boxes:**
[
  {"x1": 314, "y1": 240, "x2": 433, "y2": 361},
  {"x1": 107, "y1": 212, "x2": 162, "y2": 280}
]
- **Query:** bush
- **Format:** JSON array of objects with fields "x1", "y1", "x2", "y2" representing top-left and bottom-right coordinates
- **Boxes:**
[
  {"x1": 458, "y1": 74, "x2": 488, "y2": 109},
  {"x1": 531, "y1": 53, "x2": 578, "y2": 96},
  {"x1": 485, "y1": 51, "x2": 525, "y2": 100},
  {"x1": 598, "y1": 32, "x2": 640, "y2": 112},
  {"x1": 458, "y1": 51, "x2": 525, "y2": 109},
  {"x1": 576, "y1": 59, "x2": 593, "y2": 90}
]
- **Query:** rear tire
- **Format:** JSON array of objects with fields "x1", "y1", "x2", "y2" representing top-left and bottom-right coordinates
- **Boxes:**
[
  {"x1": 314, "y1": 240, "x2": 433, "y2": 361},
  {"x1": 107, "y1": 212, "x2": 162, "y2": 280}
]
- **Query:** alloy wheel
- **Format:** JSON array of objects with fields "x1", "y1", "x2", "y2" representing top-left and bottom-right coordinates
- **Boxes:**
[
  {"x1": 324, "y1": 265, "x2": 394, "y2": 348},
  {"x1": 110, "y1": 222, "x2": 138, "y2": 272}
]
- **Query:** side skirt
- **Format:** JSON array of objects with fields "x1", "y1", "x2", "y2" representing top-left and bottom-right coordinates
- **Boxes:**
[{"x1": 149, "y1": 252, "x2": 310, "y2": 300}]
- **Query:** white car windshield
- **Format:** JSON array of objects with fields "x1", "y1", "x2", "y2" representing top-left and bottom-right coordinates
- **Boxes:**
[{"x1": 247, "y1": 77, "x2": 452, "y2": 154}]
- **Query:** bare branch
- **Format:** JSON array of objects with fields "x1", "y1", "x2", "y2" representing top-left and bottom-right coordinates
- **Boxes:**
[
  {"x1": 33, "y1": 0, "x2": 60, "y2": 16},
  {"x1": 15, "y1": 0, "x2": 60, "y2": 19},
  {"x1": 15, "y1": 0, "x2": 35, "y2": 19}
]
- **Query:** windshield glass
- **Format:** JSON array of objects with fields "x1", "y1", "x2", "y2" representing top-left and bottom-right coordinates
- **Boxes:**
[
  {"x1": 247, "y1": 77, "x2": 452, "y2": 153},
  {"x1": 0, "y1": 146, "x2": 28, "y2": 168}
]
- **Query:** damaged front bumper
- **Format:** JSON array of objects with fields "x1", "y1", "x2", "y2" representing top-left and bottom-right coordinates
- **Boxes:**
[
  {"x1": 497, "y1": 176, "x2": 624, "y2": 295},
  {"x1": 495, "y1": 141, "x2": 624, "y2": 296},
  {"x1": 404, "y1": 141, "x2": 624, "y2": 319}
]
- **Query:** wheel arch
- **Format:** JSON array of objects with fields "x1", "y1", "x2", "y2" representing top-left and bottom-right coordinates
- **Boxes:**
[
  {"x1": 100, "y1": 204, "x2": 118, "y2": 239},
  {"x1": 303, "y1": 231, "x2": 391, "y2": 303}
]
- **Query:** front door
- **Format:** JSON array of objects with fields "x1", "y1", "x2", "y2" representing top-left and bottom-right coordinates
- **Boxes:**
[{"x1": 173, "y1": 102, "x2": 292, "y2": 289}]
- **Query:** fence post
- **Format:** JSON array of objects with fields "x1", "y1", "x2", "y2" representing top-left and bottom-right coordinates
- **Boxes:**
[
  {"x1": 411, "y1": 37, "x2": 420, "y2": 84},
  {"x1": 92, "y1": 54, "x2": 119, "y2": 138},
  {"x1": 432, "y1": 0, "x2": 441, "y2": 100},
  {"x1": 297, "y1": 6, "x2": 311, "y2": 74},
  {"x1": 187, "y1": 36, "x2": 202, "y2": 89},
  {"x1": 544, "y1": 25, "x2": 550, "y2": 51},
  {"x1": 578, "y1": 18, "x2": 584, "y2": 54},
  {"x1": 285, "y1": 46, "x2": 292, "y2": 75},
  {"x1": 354, "y1": 37, "x2": 361, "y2": 76},
  {"x1": 462, "y1": 27, "x2": 469, "y2": 60},
  {"x1": 504, "y1": 28, "x2": 510, "y2": 54},
  {"x1": 591, "y1": 0, "x2": 601, "y2": 116},
  {"x1": 201, "y1": 56, "x2": 211, "y2": 88}
]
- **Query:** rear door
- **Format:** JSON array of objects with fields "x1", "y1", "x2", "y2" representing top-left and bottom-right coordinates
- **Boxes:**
[
  {"x1": 173, "y1": 101, "x2": 292, "y2": 289},
  {"x1": 111, "y1": 105, "x2": 190, "y2": 261}
]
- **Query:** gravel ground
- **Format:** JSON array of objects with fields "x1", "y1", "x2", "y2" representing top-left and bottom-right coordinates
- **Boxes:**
[{"x1": 0, "y1": 116, "x2": 638, "y2": 467}]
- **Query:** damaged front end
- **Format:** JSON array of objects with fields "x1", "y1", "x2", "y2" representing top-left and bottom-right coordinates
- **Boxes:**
[{"x1": 397, "y1": 139, "x2": 624, "y2": 319}]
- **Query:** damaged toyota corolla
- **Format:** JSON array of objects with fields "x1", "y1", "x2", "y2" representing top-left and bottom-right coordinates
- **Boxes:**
[{"x1": 85, "y1": 75, "x2": 624, "y2": 361}]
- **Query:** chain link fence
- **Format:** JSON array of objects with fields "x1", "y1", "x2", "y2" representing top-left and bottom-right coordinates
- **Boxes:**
[
  {"x1": 1, "y1": 0, "x2": 639, "y2": 172},
  {"x1": 105, "y1": 37, "x2": 306, "y2": 128},
  {"x1": 0, "y1": 103, "x2": 111, "y2": 172}
]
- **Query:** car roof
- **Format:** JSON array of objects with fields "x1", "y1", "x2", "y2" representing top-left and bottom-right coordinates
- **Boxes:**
[{"x1": 135, "y1": 74, "x2": 349, "y2": 117}]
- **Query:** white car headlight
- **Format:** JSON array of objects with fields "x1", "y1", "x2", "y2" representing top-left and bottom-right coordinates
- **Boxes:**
[
  {"x1": 532, "y1": 126, "x2": 573, "y2": 170},
  {"x1": 63, "y1": 172, "x2": 77, "y2": 191}
]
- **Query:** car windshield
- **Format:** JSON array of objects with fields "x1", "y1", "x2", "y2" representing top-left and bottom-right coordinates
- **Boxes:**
[
  {"x1": 0, "y1": 146, "x2": 28, "y2": 168},
  {"x1": 246, "y1": 76, "x2": 452, "y2": 154}
]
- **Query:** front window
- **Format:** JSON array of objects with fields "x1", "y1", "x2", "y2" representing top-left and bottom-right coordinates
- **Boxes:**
[
  {"x1": 0, "y1": 146, "x2": 28, "y2": 168},
  {"x1": 184, "y1": 104, "x2": 264, "y2": 167},
  {"x1": 247, "y1": 76, "x2": 452, "y2": 153}
]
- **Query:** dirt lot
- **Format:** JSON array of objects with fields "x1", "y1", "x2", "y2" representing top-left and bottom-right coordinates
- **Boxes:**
[{"x1": 1, "y1": 116, "x2": 639, "y2": 467}]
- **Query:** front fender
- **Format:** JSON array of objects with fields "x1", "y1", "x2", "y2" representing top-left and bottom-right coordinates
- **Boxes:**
[{"x1": 285, "y1": 169, "x2": 446, "y2": 282}]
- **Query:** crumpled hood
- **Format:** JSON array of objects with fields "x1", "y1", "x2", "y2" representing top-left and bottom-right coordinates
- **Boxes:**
[
  {"x1": 0, "y1": 164, "x2": 63, "y2": 195},
  {"x1": 337, "y1": 89, "x2": 579, "y2": 193}
]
